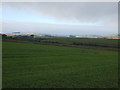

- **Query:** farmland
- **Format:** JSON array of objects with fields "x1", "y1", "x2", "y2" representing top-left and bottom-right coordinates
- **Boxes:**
[
  {"x1": 40, "y1": 37, "x2": 118, "y2": 45},
  {"x1": 3, "y1": 37, "x2": 119, "y2": 49},
  {"x1": 2, "y1": 40, "x2": 118, "y2": 88}
]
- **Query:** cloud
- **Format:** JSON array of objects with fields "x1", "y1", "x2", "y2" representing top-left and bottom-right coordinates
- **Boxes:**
[
  {"x1": 2, "y1": 2, "x2": 118, "y2": 35},
  {"x1": 3, "y1": 2, "x2": 118, "y2": 22}
]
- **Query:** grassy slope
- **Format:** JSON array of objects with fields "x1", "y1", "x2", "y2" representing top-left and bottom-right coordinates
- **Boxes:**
[{"x1": 2, "y1": 41, "x2": 118, "y2": 88}]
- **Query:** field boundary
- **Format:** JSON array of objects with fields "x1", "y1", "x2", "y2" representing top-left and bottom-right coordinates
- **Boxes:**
[{"x1": 2, "y1": 39, "x2": 119, "y2": 51}]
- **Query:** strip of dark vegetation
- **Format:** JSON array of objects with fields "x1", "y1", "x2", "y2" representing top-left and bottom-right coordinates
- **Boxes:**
[
  {"x1": 2, "y1": 34, "x2": 119, "y2": 50},
  {"x1": 2, "y1": 38, "x2": 119, "y2": 51}
]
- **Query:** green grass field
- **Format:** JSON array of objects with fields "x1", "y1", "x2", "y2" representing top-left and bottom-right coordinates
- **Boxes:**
[
  {"x1": 2, "y1": 41, "x2": 118, "y2": 88},
  {"x1": 40, "y1": 38, "x2": 118, "y2": 45},
  {"x1": 8, "y1": 37, "x2": 118, "y2": 47}
]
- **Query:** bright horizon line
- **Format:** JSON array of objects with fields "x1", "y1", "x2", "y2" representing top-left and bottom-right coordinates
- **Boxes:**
[{"x1": 2, "y1": 32, "x2": 118, "y2": 36}]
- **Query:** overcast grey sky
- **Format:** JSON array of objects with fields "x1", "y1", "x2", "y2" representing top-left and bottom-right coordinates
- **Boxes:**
[{"x1": 2, "y1": 2, "x2": 118, "y2": 35}]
